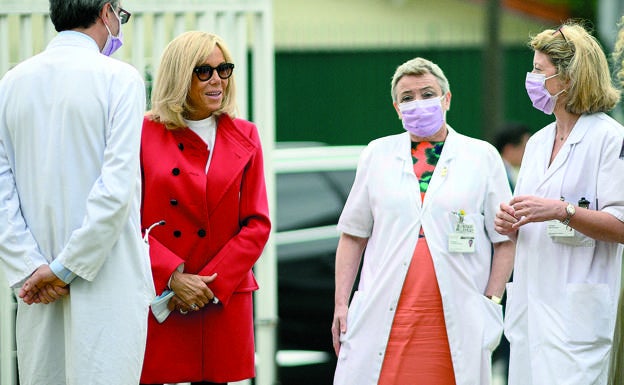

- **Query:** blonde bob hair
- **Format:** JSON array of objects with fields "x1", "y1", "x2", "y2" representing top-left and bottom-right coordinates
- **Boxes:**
[
  {"x1": 390, "y1": 57, "x2": 450, "y2": 103},
  {"x1": 530, "y1": 22, "x2": 620, "y2": 114},
  {"x1": 149, "y1": 31, "x2": 237, "y2": 129}
]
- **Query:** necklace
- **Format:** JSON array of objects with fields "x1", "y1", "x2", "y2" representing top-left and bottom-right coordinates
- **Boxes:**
[{"x1": 556, "y1": 125, "x2": 569, "y2": 141}]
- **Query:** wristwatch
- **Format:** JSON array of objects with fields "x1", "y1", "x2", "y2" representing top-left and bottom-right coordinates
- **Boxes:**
[
  {"x1": 486, "y1": 295, "x2": 502, "y2": 304},
  {"x1": 561, "y1": 202, "x2": 576, "y2": 226}
]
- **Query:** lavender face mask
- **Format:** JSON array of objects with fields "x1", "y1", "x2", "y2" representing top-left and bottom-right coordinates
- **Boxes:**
[
  {"x1": 398, "y1": 97, "x2": 445, "y2": 138},
  {"x1": 525, "y1": 72, "x2": 565, "y2": 115},
  {"x1": 101, "y1": 9, "x2": 123, "y2": 56}
]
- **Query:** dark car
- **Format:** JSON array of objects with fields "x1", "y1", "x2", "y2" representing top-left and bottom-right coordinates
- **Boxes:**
[{"x1": 273, "y1": 144, "x2": 362, "y2": 385}]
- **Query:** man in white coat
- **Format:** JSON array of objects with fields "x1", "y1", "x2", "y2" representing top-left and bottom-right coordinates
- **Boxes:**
[{"x1": 0, "y1": 1, "x2": 154, "y2": 384}]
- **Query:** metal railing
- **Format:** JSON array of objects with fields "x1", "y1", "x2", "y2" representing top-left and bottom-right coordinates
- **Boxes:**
[{"x1": 0, "y1": 1, "x2": 276, "y2": 385}]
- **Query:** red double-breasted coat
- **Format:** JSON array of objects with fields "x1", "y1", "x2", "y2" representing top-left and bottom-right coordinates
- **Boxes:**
[{"x1": 139, "y1": 114, "x2": 271, "y2": 384}]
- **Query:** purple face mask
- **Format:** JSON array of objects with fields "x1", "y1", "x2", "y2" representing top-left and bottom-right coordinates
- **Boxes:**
[
  {"x1": 398, "y1": 97, "x2": 445, "y2": 138},
  {"x1": 101, "y1": 8, "x2": 123, "y2": 56},
  {"x1": 525, "y1": 72, "x2": 565, "y2": 115}
]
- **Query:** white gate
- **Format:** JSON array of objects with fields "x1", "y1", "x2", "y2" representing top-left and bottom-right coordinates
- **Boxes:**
[{"x1": 0, "y1": 1, "x2": 277, "y2": 385}]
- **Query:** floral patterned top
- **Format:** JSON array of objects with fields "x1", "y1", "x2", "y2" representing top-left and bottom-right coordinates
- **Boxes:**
[
  {"x1": 412, "y1": 140, "x2": 445, "y2": 237},
  {"x1": 411, "y1": 140, "x2": 445, "y2": 194}
]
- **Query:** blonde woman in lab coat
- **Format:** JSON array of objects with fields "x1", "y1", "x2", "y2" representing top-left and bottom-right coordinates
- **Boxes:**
[
  {"x1": 495, "y1": 21, "x2": 624, "y2": 385},
  {"x1": 332, "y1": 57, "x2": 515, "y2": 385}
]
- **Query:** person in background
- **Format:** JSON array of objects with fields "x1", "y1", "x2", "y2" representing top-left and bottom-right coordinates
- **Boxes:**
[
  {"x1": 139, "y1": 31, "x2": 271, "y2": 385},
  {"x1": 495, "y1": 21, "x2": 624, "y2": 385},
  {"x1": 494, "y1": 123, "x2": 531, "y2": 191},
  {"x1": 331, "y1": 57, "x2": 514, "y2": 385},
  {"x1": 491, "y1": 122, "x2": 531, "y2": 383},
  {"x1": 0, "y1": 1, "x2": 153, "y2": 384},
  {"x1": 608, "y1": 15, "x2": 624, "y2": 385}
]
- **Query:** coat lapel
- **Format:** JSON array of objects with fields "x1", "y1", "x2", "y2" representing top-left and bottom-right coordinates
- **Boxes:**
[
  {"x1": 206, "y1": 115, "x2": 257, "y2": 214},
  {"x1": 534, "y1": 116, "x2": 589, "y2": 193},
  {"x1": 423, "y1": 126, "x2": 457, "y2": 210}
]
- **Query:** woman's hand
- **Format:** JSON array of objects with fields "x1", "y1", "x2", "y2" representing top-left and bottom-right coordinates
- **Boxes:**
[
  {"x1": 168, "y1": 271, "x2": 217, "y2": 312},
  {"x1": 508, "y1": 195, "x2": 564, "y2": 227},
  {"x1": 495, "y1": 202, "x2": 519, "y2": 239},
  {"x1": 331, "y1": 304, "x2": 348, "y2": 356}
]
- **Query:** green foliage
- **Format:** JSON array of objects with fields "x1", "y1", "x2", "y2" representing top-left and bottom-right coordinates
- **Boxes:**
[
  {"x1": 568, "y1": 0, "x2": 597, "y2": 22},
  {"x1": 144, "y1": 66, "x2": 153, "y2": 110}
]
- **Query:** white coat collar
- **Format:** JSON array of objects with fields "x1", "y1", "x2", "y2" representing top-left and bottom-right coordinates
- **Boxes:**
[
  {"x1": 538, "y1": 114, "x2": 591, "y2": 184},
  {"x1": 424, "y1": 125, "x2": 459, "y2": 206},
  {"x1": 394, "y1": 124, "x2": 458, "y2": 162},
  {"x1": 47, "y1": 30, "x2": 100, "y2": 52},
  {"x1": 393, "y1": 125, "x2": 460, "y2": 208}
]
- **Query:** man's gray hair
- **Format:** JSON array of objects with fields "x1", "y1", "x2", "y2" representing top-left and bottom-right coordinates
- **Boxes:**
[{"x1": 49, "y1": 0, "x2": 119, "y2": 32}]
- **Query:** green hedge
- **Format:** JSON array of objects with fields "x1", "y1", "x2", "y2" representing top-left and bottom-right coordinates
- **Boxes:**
[{"x1": 274, "y1": 47, "x2": 555, "y2": 145}]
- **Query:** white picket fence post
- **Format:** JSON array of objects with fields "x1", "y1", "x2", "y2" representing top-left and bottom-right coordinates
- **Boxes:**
[
  {"x1": 0, "y1": 269, "x2": 16, "y2": 385},
  {"x1": 0, "y1": 2, "x2": 277, "y2": 385}
]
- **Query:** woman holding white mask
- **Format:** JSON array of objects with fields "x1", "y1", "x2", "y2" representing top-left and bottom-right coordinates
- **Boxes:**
[
  {"x1": 331, "y1": 57, "x2": 514, "y2": 385},
  {"x1": 495, "y1": 21, "x2": 624, "y2": 385}
]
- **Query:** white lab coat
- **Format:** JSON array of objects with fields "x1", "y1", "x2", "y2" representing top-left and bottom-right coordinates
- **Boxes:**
[
  {"x1": 334, "y1": 127, "x2": 511, "y2": 385},
  {"x1": 506, "y1": 113, "x2": 624, "y2": 385},
  {"x1": 0, "y1": 32, "x2": 154, "y2": 385}
]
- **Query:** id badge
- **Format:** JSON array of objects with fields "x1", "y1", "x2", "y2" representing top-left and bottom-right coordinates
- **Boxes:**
[
  {"x1": 448, "y1": 223, "x2": 475, "y2": 253},
  {"x1": 546, "y1": 220, "x2": 574, "y2": 237},
  {"x1": 547, "y1": 220, "x2": 595, "y2": 247}
]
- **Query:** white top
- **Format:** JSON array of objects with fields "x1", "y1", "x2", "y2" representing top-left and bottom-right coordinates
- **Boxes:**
[{"x1": 184, "y1": 115, "x2": 216, "y2": 173}]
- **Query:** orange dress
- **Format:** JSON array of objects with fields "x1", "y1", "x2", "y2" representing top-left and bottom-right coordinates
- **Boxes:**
[{"x1": 378, "y1": 141, "x2": 456, "y2": 385}]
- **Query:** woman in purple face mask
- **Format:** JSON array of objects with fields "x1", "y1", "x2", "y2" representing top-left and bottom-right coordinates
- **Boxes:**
[
  {"x1": 495, "y1": 21, "x2": 624, "y2": 385},
  {"x1": 331, "y1": 57, "x2": 514, "y2": 385}
]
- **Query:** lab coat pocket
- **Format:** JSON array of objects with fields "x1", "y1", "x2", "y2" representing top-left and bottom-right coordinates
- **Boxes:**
[
  {"x1": 551, "y1": 228, "x2": 595, "y2": 247},
  {"x1": 565, "y1": 283, "x2": 611, "y2": 344},
  {"x1": 482, "y1": 295, "x2": 504, "y2": 351},
  {"x1": 503, "y1": 282, "x2": 525, "y2": 346}
]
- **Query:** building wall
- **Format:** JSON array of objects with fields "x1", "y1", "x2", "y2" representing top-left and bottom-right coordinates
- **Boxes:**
[{"x1": 273, "y1": 0, "x2": 551, "y2": 50}]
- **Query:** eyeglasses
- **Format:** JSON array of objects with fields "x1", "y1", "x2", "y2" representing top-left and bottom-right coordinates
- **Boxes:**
[
  {"x1": 552, "y1": 26, "x2": 567, "y2": 42},
  {"x1": 193, "y1": 63, "x2": 235, "y2": 81},
  {"x1": 117, "y1": 7, "x2": 131, "y2": 24}
]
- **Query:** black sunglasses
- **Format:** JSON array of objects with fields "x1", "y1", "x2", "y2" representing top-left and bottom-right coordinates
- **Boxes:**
[
  {"x1": 193, "y1": 63, "x2": 235, "y2": 81},
  {"x1": 116, "y1": 7, "x2": 131, "y2": 24}
]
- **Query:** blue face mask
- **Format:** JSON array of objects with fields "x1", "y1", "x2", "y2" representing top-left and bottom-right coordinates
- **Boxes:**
[{"x1": 101, "y1": 6, "x2": 123, "y2": 56}]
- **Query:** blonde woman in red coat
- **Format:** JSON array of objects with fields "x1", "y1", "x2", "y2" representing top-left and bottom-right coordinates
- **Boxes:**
[{"x1": 139, "y1": 31, "x2": 271, "y2": 385}]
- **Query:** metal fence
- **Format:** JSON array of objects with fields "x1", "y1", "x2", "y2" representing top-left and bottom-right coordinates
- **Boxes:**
[{"x1": 0, "y1": 1, "x2": 276, "y2": 385}]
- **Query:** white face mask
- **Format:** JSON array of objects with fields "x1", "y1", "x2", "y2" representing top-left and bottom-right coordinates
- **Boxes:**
[{"x1": 101, "y1": 6, "x2": 123, "y2": 56}]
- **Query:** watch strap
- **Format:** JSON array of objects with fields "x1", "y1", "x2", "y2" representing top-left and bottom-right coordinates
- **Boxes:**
[{"x1": 561, "y1": 202, "x2": 574, "y2": 226}]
